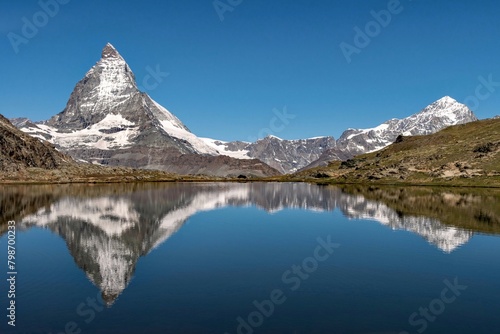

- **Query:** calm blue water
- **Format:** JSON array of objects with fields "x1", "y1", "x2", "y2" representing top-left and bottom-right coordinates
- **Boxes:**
[{"x1": 1, "y1": 182, "x2": 499, "y2": 333}]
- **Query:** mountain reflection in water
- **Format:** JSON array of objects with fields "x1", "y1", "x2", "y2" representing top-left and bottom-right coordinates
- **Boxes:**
[{"x1": 1, "y1": 182, "x2": 499, "y2": 305}]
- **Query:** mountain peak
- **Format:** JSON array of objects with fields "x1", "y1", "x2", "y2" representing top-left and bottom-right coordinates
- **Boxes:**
[
  {"x1": 335, "y1": 95, "x2": 478, "y2": 158},
  {"x1": 101, "y1": 43, "x2": 121, "y2": 59},
  {"x1": 435, "y1": 96, "x2": 458, "y2": 105},
  {"x1": 266, "y1": 135, "x2": 283, "y2": 140}
]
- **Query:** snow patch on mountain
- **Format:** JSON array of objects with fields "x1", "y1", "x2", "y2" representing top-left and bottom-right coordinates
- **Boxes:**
[
  {"x1": 158, "y1": 119, "x2": 218, "y2": 155},
  {"x1": 149, "y1": 98, "x2": 189, "y2": 131},
  {"x1": 23, "y1": 113, "x2": 139, "y2": 150},
  {"x1": 200, "y1": 138, "x2": 251, "y2": 159}
]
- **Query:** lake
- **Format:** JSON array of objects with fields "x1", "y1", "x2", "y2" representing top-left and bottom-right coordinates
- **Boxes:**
[{"x1": 1, "y1": 182, "x2": 499, "y2": 334}]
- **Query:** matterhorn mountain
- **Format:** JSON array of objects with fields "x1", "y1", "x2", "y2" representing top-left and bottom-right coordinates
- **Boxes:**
[{"x1": 15, "y1": 43, "x2": 279, "y2": 177}]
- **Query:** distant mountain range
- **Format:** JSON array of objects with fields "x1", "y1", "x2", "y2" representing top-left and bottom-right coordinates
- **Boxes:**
[
  {"x1": 211, "y1": 96, "x2": 477, "y2": 173},
  {"x1": 10, "y1": 43, "x2": 479, "y2": 176}
]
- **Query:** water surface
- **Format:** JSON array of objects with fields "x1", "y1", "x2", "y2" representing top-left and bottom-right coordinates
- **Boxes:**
[{"x1": 1, "y1": 182, "x2": 499, "y2": 333}]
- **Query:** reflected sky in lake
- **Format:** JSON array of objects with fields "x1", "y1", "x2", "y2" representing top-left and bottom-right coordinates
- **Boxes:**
[{"x1": 1, "y1": 182, "x2": 499, "y2": 333}]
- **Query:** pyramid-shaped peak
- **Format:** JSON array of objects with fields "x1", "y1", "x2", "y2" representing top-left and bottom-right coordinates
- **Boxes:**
[
  {"x1": 435, "y1": 96, "x2": 458, "y2": 104},
  {"x1": 101, "y1": 43, "x2": 121, "y2": 59}
]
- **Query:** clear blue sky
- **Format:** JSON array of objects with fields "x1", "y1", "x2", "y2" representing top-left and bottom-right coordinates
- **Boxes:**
[{"x1": 1, "y1": 0, "x2": 500, "y2": 141}]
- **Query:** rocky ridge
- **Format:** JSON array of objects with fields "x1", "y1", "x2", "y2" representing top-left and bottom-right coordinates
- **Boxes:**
[{"x1": 208, "y1": 97, "x2": 478, "y2": 173}]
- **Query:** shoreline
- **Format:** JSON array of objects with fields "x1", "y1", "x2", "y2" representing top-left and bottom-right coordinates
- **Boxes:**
[{"x1": 2, "y1": 176, "x2": 500, "y2": 189}]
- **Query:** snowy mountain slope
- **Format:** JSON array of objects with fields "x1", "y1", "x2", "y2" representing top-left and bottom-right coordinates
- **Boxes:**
[
  {"x1": 304, "y1": 96, "x2": 478, "y2": 170},
  {"x1": 336, "y1": 96, "x2": 477, "y2": 157},
  {"x1": 200, "y1": 138, "x2": 252, "y2": 160}
]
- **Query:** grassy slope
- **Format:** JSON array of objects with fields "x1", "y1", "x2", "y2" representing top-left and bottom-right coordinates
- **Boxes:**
[{"x1": 278, "y1": 118, "x2": 500, "y2": 187}]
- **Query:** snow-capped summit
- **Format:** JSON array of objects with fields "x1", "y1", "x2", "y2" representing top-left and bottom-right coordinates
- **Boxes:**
[
  {"x1": 335, "y1": 96, "x2": 478, "y2": 157},
  {"x1": 101, "y1": 42, "x2": 121, "y2": 59},
  {"x1": 45, "y1": 43, "x2": 188, "y2": 133},
  {"x1": 45, "y1": 43, "x2": 139, "y2": 132},
  {"x1": 435, "y1": 95, "x2": 456, "y2": 104},
  {"x1": 300, "y1": 96, "x2": 478, "y2": 170},
  {"x1": 409, "y1": 95, "x2": 474, "y2": 128}
]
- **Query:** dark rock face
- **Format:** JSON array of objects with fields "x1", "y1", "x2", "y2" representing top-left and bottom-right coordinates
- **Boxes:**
[
  {"x1": 0, "y1": 115, "x2": 70, "y2": 172},
  {"x1": 298, "y1": 147, "x2": 350, "y2": 171},
  {"x1": 161, "y1": 154, "x2": 279, "y2": 177},
  {"x1": 246, "y1": 136, "x2": 337, "y2": 174},
  {"x1": 101, "y1": 42, "x2": 121, "y2": 59}
]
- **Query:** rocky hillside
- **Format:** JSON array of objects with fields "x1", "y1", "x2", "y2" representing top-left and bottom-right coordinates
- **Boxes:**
[
  {"x1": 0, "y1": 114, "x2": 71, "y2": 171},
  {"x1": 0, "y1": 114, "x2": 180, "y2": 183},
  {"x1": 288, "y1": 118, "x2": 500, "y2": 187}
]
